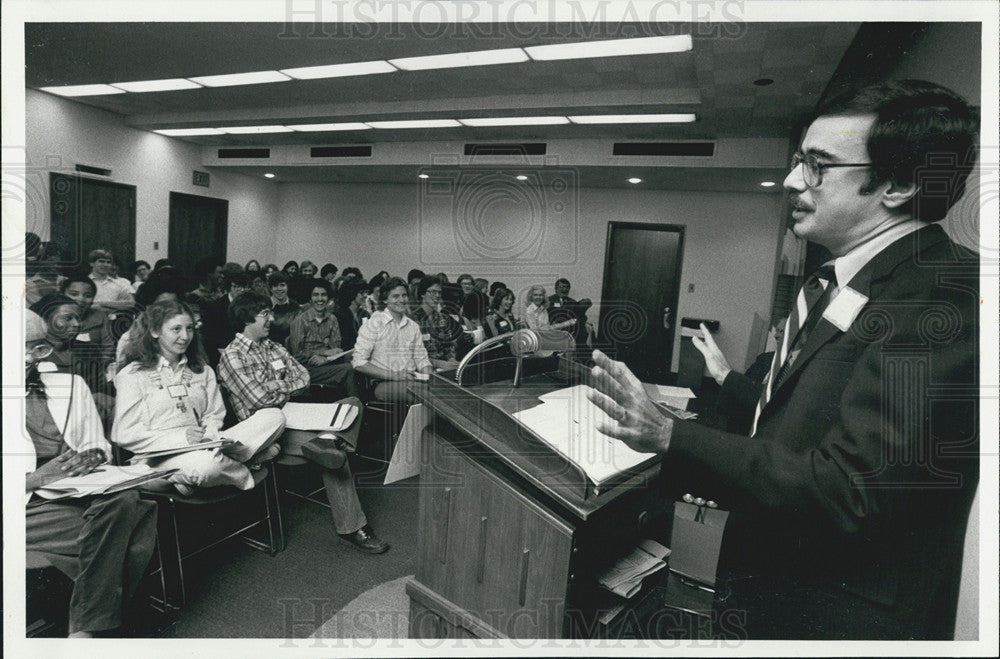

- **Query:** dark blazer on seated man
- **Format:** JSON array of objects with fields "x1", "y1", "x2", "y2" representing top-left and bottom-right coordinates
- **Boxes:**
[{"x1": 588, "y1": 80, "x2": 980, "y2": 640}]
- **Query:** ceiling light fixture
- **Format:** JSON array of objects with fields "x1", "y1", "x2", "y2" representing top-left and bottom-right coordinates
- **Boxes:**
[
  {"x1": 418, "y1": 173, "x2": 430, "y2": 179},
  {"x1": 287, "y1": 122, "x2": 372, "y2": 131},
  {"x1": 366, "y1": 119, "x2": 462, "y2": 129},
  {"x1": 628, "y1": 177, "x2": 643, "y2": 184},
  {"x1": 264, "y1": 173, "x2": 276, "y2": 179},
  {"x1": 280, "y1": 61, "x2": 398, "y2": 79},
  {"x1": 188, "y1": 71, "x2": 291, "y2": 87},
  {"x1": 525, "y1": 34, "x2": 693, "y2": 61},
  {"x1": 516, "y1": 175, "x2": 529, "y2": 181},
  {"x1": 760, "y1": 181, "x2": 777, "y2": 187},
  {"x1": 569, "y1": 113, "x2": 697, "y2": 124},
  {"x1": 389, "y1": 48, "x2": 529, "y2": 71},
  {"x1": 110, "y1": 78, "x2": 203, "y2": 93},
  {"x1": 154, "y1": 127, "x2": 227, "y2": 136},
  {"x1": 459, "y1": 116, "x2": 570, "y2": 127},
  {"x1": 219, "y1": 125, "x2": 295, "y2": 134},
  {"x1": 39, "y1": 84, "x2": 126, "y2": 97}
]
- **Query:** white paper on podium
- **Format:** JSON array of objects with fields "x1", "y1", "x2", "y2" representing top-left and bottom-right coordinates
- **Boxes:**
[
  {"x1": 515, "y1": 385, "x2": 655, "y2": 486},
  {"x1": 384, "y1": 404, "x2": 430, "y2": 484}
]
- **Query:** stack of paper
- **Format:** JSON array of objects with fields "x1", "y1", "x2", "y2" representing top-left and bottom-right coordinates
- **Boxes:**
[
  {"x1": 641, "y1": 383, "x2": 698, "y2": 419},
  {"x1": 281, "y1": 401, "x2": 359, "y2": 432},
  {"x1": 35, "y1": 464, "x2": 177, "y2": 500},
  {"x1": 511, "y1": 385, "x2": 657, "y2": 486},
  {"x1": 597, "y1": 539, "x2": 671, "y2": 598}
]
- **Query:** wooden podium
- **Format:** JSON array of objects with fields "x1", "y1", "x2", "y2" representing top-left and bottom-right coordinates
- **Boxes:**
[{"x1": 405, "y1": 356, "x2": 673, "y2": 638}]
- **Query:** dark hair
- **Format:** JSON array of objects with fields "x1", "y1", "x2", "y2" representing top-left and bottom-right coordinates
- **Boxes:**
[
  {"x1": 228, "y1": 291, "x2": 271, "y2": 331},
  {"x1": 263, "y1": 263, "x2": 279, "y2": 275},
  {"x1": 457, "y1": 273, "x2": 474, "y2": 285},
  {"x1": 153, "y1": 258, "x2": 174, "y2": 272},
  {"x1": 194, "y1": 256, "x2": 223, "y2": 279},
  {"x1": 814, "y1": 79, "x2": 978, "y2": 222},
  {"x1": 407, "y1": 268, "x2": 425, "y2": 283},
  {"x1": 342, "y1": 267, "x2": 362, "y2": 279},
  {"x1": 223, "y1": 269, "x2": 251, "y2": 292},
  {"x1": 300, "y1": 260, "x2": 316, "y2": 275},
  {"x1": 122, "y1": 300, "x2": 207, "y2": 373},
  {"x1": 282, "y1": 260, "x2": 299, "y2": 274},
  {"x1": 245, "y1": 259, "x2": 261, "y2": 272},
  {"x1": 436, "y1": 272, "x2": 450, "y2": 283},
  {"x1": 490, "y1": 287, "x2": 515, "y2": 311},
  {"x1": 59, "y1": 271, "x2": 97, "y2": 296},
  {"x1": 320, "y1": 263, "x2": 338, "y2": 278},
  {"x1": 136, "y1": 269, "x2": 187, "y2": 306},
  {"x1": 417, "y1": 274, "x2": 442, "y2": 299},
  {"x1": 378, "y1": 276, "x2": 408, "y2": 303},
  {"x1": 267, "y1": 271, "x2": 290, "y2": 286},
  {"x1": 30, "y1": 293, "x2": 78, "y2": 325},
  {"x1": 305, "y1": 278, "x2": 333, "y2": 298},
  {"x1": 461, "y1": 291, "x2": 487, "y2": 321},
  {"x1": 337, "y1": 279, "x2": 368, "y2": 307},
  {"x1": 132, "y1": 260, "x2": 150, "y2": 275},
  {"x1": 88, "y1": 248, "x2": 112, "y2": 263},
  {"x1": 489, "y1": 281, "x2": 507, "y2": 296},
  {"x1": 555, "y1": 277, "x2": 570, "y2": 288}
]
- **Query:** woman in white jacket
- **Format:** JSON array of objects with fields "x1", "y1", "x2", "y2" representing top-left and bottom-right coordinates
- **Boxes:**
[{"x1": 112, "y1": 299, "x2": 283, "y2": 495}]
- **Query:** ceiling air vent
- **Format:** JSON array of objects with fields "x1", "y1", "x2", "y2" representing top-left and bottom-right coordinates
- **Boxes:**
[
  {"x1": 464, "y1": 143, "x2": 547, "y2": 156},
  {"x1": 311, "y1": 145, "x2": 373, "y2": 158},
  {"x1": 612, "y1": 142, "x2": 715, "y2": 157},
  {"x1": 217, "y1": 148, "x2": 271, "y2": 159},
  {"x1": 75, "y1": 164, "x2": 112, "y2": 177}
]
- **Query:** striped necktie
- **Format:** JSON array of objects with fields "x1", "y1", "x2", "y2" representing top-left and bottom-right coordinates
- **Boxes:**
[{"x1": 751, "y1": 264, "x2": 837, "y2": 437}]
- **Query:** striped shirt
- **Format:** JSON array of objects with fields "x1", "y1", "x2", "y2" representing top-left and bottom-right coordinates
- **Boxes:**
[{"x1": 352, "y1": 310, "x2": 431, "y2": 373}]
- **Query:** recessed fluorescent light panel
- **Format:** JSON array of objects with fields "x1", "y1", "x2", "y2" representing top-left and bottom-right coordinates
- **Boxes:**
[
  {"x1": 525, "y1": 35, "x2": 693, "y2": 61},
  {"x1": 40, "y1": 84, "x2": 125, "y2": 97},
  {"x1": 280, "y1": 61, "x2": 397, "y2": 79},
  {"x1": 188, "y1": 71, "x2": 291, "y2": 87},
  {"x1": 628, "y1": 178, "x2": 643, "y2": 184},
  {"x1": 111, "y1": 78, "x2": 203, "y2": 93},
  {"x1": 154, "y1": 128, "x2": 226, "y2": 136},
  {"x1": 389, "y1": 48, "x2": 528, "y2": 71},
  {"x1": 286, "y1": 122, "x2": 372, "y2": 132},
  {"x1": 459, "y1": 116, "x2": 570, "y2": 127},
  {"x1": 366, "y1": 119, "x2": 461, "y2": 129},
  {"x1": 220, "y1": 126, "x2": 295, "y2": 134},
  {"x1": 569, "y1": 113, "x2": 697, "y2": 124}
]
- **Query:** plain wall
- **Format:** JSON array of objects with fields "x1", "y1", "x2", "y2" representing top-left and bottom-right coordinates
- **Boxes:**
[
  {"x1": 275, "y1": 181, "x2": 785, "y2": 372},
  {"x1": 24, "y1": 88, "x2": 280, "y2": 268}
]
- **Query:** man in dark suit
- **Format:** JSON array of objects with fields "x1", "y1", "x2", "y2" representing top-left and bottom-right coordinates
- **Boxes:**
[{"x1": 587, "y1": 80, "x2": 979, "y2": 640}]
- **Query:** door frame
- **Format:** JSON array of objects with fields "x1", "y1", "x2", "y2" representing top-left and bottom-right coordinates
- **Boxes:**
[{"x1": 599, "y1": 221, "x2": 686, "y2": 377}]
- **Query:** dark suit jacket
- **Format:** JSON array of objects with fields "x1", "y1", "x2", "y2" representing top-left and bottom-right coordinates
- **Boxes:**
[
  {"x1": 201, "y1": 294, "x2": 233, "y2": 367},
  {"x1": 664, "y1": 225, "x2": 979, "y2": 639}
]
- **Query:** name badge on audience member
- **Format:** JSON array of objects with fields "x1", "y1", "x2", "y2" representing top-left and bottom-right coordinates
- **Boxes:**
[
  {"x1": 76, "y1": 332, "x2": 91, "y2": 342},
  {"x1": 37, "y1": 361, "x2": 58, "y2": 373},
  {"x1": 270, "y1": 359, "x2": 286, "y2": 370},
  {"x1": 553, "y1": 302, "x2": 561, "y2": 308},
  {"x1": 167, "y1": 384, "x2": 188, "y2": 399},
  {"x1": 823, "y1": 287, "x2": 869, "y2": 332},
  {"x1": 421, "y1": 333, "x2": 430, "y2": 341}
]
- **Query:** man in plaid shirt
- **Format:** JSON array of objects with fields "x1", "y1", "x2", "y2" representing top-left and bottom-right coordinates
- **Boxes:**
[{"x1": 218, "y1": 291, "x2": 389, "y2": 554}]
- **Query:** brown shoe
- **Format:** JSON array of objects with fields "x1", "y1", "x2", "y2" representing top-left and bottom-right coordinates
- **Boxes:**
[
  {"x1": 339, "y1": 525, "x2": 389, "y2": 554},
  {"x1": 302, "y1": 435, "x2": 348, "y2": 470}
]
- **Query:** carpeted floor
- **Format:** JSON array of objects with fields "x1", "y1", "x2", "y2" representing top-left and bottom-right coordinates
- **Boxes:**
[
  {"x1": 310, "y1": 575, "x2": 412, "y2": 639},
  {"x1": 152, "y1": 466, "x2": 420, "y2": 638}
]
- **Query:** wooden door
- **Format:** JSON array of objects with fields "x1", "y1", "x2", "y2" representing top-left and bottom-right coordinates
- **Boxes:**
[
  {"x1": 168, "y1": 191, "x2": 228, "y2": 289},
  {"x1": 598, "y1": 222, "x2": 684, "y2": 383},
  {"x1": 49, "y1": 174, "x2": 136, "y2": 271}
]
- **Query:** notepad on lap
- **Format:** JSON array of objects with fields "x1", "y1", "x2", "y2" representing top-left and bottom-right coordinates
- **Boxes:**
[
  {"x1": 281, "y1": 401, "x2": 359, "y2": 432},
  {"x1": 35, "y1": 464, "x2": 178, "y2": 500}
]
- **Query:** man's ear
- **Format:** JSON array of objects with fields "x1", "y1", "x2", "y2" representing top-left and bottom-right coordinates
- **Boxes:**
[{"x1": 881, "y1": 180, "x2": 918, "y2": 210}]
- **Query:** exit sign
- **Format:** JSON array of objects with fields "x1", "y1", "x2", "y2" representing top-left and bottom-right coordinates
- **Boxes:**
[{"x1": 193, "y1": 170, "x2": 210, "y2": 187}]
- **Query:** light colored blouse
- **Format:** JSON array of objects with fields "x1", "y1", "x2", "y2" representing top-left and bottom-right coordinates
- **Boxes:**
[
  {"x1": 524, "y1": 302, "x2": 551, "y2": 331},
  {"x1": 113, "y1": 356, "x2": 225, "y2": 453}
]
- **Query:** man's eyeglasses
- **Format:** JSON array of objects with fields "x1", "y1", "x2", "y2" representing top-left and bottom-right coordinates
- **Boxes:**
[
  {"x1": 27, "y1": 342, "x2": 54, "y2": 360},
  {"x1": 426, "y1": 288, "x2": 443, "y2": 297},
  {"x1": 790, "y1": 152, "x2": 872, "y2": 188},
  {"x1": 255, "y1": 309, "x2": 274, "y2": 319}
]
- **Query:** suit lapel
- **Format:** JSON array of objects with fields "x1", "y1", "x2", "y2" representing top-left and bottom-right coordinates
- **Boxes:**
[{"x1": 768, "y1": 225, "x2": 950, "y2": 400}]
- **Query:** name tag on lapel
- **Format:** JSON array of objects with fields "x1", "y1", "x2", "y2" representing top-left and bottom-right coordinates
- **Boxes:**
[
  {"x1": 823, "y1": 287, "x2": 869, "y2": 332},
  {"x1": 270, "y1": 359, "x2": 286, "y2": 371}
]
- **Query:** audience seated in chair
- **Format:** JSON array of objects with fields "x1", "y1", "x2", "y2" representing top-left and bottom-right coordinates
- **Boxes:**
[
  {"x1": 352, "y1": 277, "x2": 432, "y2": 403},
  {"x1": 112, "y1": 299, "x2": 284, "y2": 496},
  {"x1": 201, "y1": 268, "x2": 251, "y2": 367},
  {"x1": 287, "y1": 278, "x2": 360, "y2": 399},
  {"x1": 411, "y1": 275, "x2": 461, "y2": 372},
  {"x1": 23, "y1": 310, "x2": 157, "y2": 638},
  {"x1": 217, "y1": 291, "x2": 389, "y2": 554},
  {"x1": 266, "y1": 270, "x2": 300, "y2": 346}
]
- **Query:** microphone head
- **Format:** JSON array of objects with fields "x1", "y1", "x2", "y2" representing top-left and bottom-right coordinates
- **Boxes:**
[{"x1": 510, "y1": 328, "x2": 575, "y2": 357}]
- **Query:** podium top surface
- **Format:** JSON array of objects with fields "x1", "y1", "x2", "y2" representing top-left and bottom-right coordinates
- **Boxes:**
[{"x1": 411, "y1": 358, "x2": 661, "y2": 521}]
